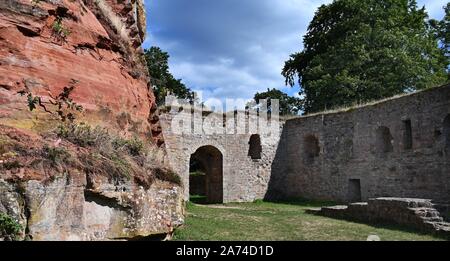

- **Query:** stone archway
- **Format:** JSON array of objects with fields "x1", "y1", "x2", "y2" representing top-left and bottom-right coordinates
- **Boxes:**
[{"x1": 189, "y1": 146, "x2": 223, "y2": 203}]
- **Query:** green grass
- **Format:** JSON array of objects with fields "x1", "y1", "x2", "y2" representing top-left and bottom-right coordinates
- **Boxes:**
[
  {"x1": 190, "y1": 171, "x2": 206, "y2": 177},
  {"x1": 173, "y1": 200, "x2": 446, "y2": 241},
  {"x1": 190, "y1": 195, "x2": 208, "y2": 204}
]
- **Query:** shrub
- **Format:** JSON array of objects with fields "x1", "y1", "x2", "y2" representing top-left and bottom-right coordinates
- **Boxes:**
[
  {"x1": 42, "y1": 145, "x2": 71, "y2": 166},
  {"x1": 18, "y1": 79, "x2": 83, "y2": 122},
  {"x1": 52, "y1": 17, "x2": 71, "y2": 40},
  {"x1": 112, "y1": 136, "x2": 144, "y2": 156},
  {"x1": 109, "y1": 153, "x2": 132, "y2": 180},
  {"x1": 57, "y1": 123, "x2": 110, "y2": 148},
  {"x1": 0, "y1": 213, "x2": 22, "y2": 241},
  {"x1": 153, "y1": 167, "x2": 182, "y2": 186}
]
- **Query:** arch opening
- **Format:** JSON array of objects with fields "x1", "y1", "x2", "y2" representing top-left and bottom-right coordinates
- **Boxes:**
[
  {"x1": 189, "y1": 146, "x2": 223, "y2": 204},
  {"x1": 248, "y1": 134, "x2": 262, "y2": 160}
]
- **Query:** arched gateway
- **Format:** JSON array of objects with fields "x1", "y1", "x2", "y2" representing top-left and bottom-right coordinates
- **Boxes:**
[{"x1": 189, "y1": 146, "x2": 223, "y2": 203}]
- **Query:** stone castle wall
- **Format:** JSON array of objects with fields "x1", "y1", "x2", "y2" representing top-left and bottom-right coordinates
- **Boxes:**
[
  {"x1": 162, "y1": 85, "x2": 450, "y2": 204},
  {"x1": 268, "y1": 84, "x2": 450, "y2": 203},
  {"x1": 160, "y1": 109, "x2": 282, "y2": 202}
]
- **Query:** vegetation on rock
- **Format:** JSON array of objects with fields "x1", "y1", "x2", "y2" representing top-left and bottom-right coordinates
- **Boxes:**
[
  {"x1": 18, "y1": 79, "x2": 83, "y2": 122},
  {"x1": 0, "y1": 212, "x2": 22, "y2": 241},
  {"x1": 52, "y1": 16, "x2": 71, "y2": 42}
]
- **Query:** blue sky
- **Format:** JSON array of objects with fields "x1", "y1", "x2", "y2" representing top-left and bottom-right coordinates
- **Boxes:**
[{"x1": 143, "y1": 0, "x2": 448, "y2": 102}]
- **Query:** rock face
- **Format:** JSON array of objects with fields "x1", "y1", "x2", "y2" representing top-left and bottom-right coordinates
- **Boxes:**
[
  {"x1": 0, "y1": 0, "x2": 183, "y2": 240},
  {"x1": 0, "y1": 177, "x2": 184, "y2": 241},
  {"x1": 0, "y1": 0, "x2": 163, "y2": 144}
]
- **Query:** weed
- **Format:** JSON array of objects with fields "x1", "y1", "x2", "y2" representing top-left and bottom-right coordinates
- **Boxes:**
[
  {"x1": 42, "y1": 145, "x2": 71, "y2": 166},
  {"x1": 18, "y1": 79, "x2": 83, "y2": 122},
  {"x1": 52, "y1": 17, "x2": 71, "y2": 40},
  {"x1": 153, "y1": 167, "x2": 182, "y2": 186},
  {"x1": 56, "y1": 123, "x2": 110, "y2": 148},
  {"x1": 0, "y1": 212, "x2": 22, "y2": 241},
  {"x1": 112, "y1": 136, "x2": 144, "y2": 156},
  {"x1": 109, "y1": 154, "x2": 132, "y2": 180}
]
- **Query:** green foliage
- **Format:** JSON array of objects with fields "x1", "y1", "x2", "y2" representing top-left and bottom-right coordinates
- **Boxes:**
[
  {"x1": 112, "y1": 137, "x2": 144, "y2": 157},
  {"x1": 42, "y1": 145, "x2": 71, "y2": 166},
  {"x1": 56, "y1": 122, "x2": 181, "y2": 185},
  {"x1": 282, "y1": 0, "x2": 449, "y2": 114},
  {"x1": 430, "y1": 2, "x2": 450, "y2": 80},
  {"x1": 174, "y1": 201, "x2": 443, "y2": 241},
  {"x1": 144, "y1": 46, "x2": 195, "y2": 105},
  {"x1": 252, "y1": 88, "x2": 302, "y2": 116},
  {"x1": 152, "y1": 167, "x2": 182, "y2": 185},
  {"x1": 56, "y1": 123, "x2": 109, "y2": 148},
  {"x1": 56, "y1": 123, "x2": 110, "y2": 147},
  {"x1": 0, "y1": 212, "x2": 22, "y2": 241},
  {"x1": 189, "y1": 171, "x2": 206, "y2": 177},
  {"x1": 109, "y1": 153, "x2": 132, "y2": 180},
  {"x1": 189, "y1": 195, "x2": 207, "y2": 204},
  {"x1": 52, "y1": 16, "x2": 71, "y2": 40},
  {"x1": 18, "y1": 79, "x2": 83, "y2": 122}
]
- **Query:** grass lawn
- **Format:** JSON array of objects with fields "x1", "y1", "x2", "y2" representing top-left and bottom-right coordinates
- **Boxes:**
[{"x1": 173, "y1": 200, "x2": 446, "y2": 241}]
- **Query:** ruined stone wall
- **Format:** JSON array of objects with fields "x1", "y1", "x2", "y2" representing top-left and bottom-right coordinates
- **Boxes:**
[
  {"x1": 160, "y1": 110, "x2": 282, "y2": 203},
  {"x1": 268, "y1": 85, "x2": 450, "y2": 203}
]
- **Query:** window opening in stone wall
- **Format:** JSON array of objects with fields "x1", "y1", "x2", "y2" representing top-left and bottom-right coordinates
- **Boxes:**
[
  {"x1": 403, "y1": 119, "x2": 413, "y2": 150},
  {"x1": 376, "y1": 126, "x2": 393, "y2": 153},
  {"x1": 304, "y1": 135, "x2": 320, "y2": 159},
  {"x1": 248, "y1": 134, "x2": 262, "y2": 160},
  {"x1": 444, "y1": 114, "x2": 450, "y2": 150},
  {"x1": 347, "y1": 179, "x2": 362, "y2": 202}
]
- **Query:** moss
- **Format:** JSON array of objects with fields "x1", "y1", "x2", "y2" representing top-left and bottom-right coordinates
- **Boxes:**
[{"x1": 0, "y1": 212, "x2": 23, "y2": 241}]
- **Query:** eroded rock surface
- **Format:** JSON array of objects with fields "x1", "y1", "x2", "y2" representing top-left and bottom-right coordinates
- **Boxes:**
[
  {"x1": 0, "y1": 0, "x2": 183, "y2": 241},
  {"x1": 0, "y1": 0, "x2": 163, "y2": 144}
]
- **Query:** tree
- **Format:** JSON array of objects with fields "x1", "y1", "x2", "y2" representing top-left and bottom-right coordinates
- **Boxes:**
[
  {"x1": 282, "y1": 0, "x2": 449, "y2": 114},
  {"x1": 252, "y1": 88, "x2": 302, "y2": 116},
  {"x1": 144, "y1": 47, "x2": 194, "y2": 105},
  {"x1": 430, "y1": 2, "x2": 450, "y2": 80}
]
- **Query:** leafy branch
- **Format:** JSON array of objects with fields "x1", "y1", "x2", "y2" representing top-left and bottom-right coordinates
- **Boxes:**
[
  {"x1": 52, "y1": 16, "x2": 71, "y2": 42},
  {"x1": 18, "y1": 79, "x2": 84, "y2": 122}
]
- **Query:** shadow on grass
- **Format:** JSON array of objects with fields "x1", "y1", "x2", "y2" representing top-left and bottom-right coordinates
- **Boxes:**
[
  {"x1": 262, "y1": 197, "x2": 338, "y2": 208},
  {"x1": 306, "y1": 212, "x2": 450, "y2": 241},
  {"x1": 362, "y1": 221, "x2": 449, "y2": 241}
]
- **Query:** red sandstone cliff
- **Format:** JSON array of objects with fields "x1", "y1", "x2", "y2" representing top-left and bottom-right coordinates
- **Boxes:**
[
  {"x1": 0, "y1": 0, "x2": 163, "y2": 144},
  {"x1": 0, "y1": 0, "x2": 182, "y2": 241}
]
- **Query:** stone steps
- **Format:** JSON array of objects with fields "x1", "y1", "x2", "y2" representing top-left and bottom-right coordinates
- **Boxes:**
[{"x1": 309, "y1": 198, "x2": 450, "y2": 238}]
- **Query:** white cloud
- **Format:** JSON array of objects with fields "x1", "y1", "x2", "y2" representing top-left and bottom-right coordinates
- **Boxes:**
[{"x1": 145, "y1": 0, "x2": 448, "y2": 102}]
